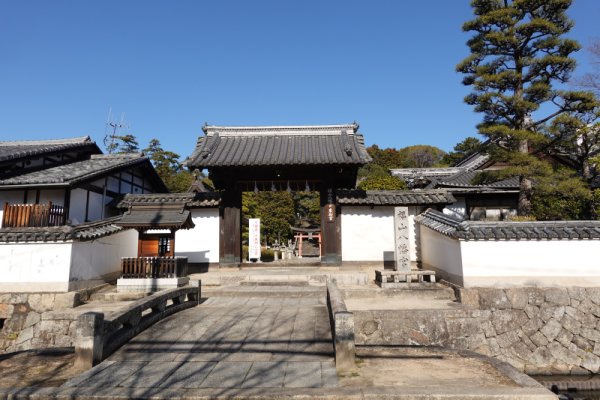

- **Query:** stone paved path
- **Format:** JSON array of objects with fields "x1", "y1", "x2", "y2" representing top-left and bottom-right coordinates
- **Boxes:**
[{"x1": 63, "y1": 286, "x2": 337, "y2": 391}]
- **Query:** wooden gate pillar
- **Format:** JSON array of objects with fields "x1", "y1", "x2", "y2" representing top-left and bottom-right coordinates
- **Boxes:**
[
  {"x1": 219, "y1": 186, "x2": 241, "y2": 266},
  {"x1": 320, "y1": 186, "x2": 341, "y2": 265}
]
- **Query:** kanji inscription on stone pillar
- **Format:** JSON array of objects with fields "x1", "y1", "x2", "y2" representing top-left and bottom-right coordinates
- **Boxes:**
[{"x1": 394, "y1": 206, "x2": 410, "y2": 271}]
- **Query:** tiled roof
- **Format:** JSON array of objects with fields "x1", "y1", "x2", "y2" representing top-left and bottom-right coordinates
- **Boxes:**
[
  {"x1": 0, "y1": 216, "x2": 125, "y2": 243},
  {"x1": 434, "y1": 170, "x2": 519, "y2": 189},
  {"x1": 336, "y1": 189, "x2": 455, "y2": 206},
  {"x1": 0, "y1": 153, "x2": 150, "y2": 187},
  {"x1": 118, "y1": 208, "x2": 194, "y2": 230},
  {"x1": 416, "y1": 209, "x2": 600, "y2": 241},
  {"x1": 115, "y1": 192, "x2": 221, "y2": 209},
  {"x1": 185, "y1": 124, "x2": 372, "y2": 168},
  {"x1": 0, "y1": 136, "x2": 99, "y2": 163},
  {"x1": 454, "y1": 152, "x2": 490, "y2": 170}
]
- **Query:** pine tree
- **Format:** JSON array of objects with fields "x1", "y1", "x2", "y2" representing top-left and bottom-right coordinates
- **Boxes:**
[
  {"x1": 458, "y1": 0, "x2": 595, "y2": 215},
  {"x1": 143, "y1": 138, "x2": 193, "y2": 192},
  {"x1": 442, "y1": 137, "x2": 482, "y2": 166}
]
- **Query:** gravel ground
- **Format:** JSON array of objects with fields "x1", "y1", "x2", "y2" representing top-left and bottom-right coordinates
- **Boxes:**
[{"x1": 0, "y1": 349, "x2": 78, "y2": 388}]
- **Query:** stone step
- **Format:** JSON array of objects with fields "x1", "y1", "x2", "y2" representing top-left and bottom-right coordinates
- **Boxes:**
[
  {"x1": 341, "y1": 284, "x2": 457, "y2": 301},
  {"x1": 204, "y1": 285, "x2": 325, "y2": 298},
  {"x1": 88, "y1": 291, "x2": 148, "y2": 302},
  {"x1": 239, "y1": 281, "x2": 309, "y2": 287}
]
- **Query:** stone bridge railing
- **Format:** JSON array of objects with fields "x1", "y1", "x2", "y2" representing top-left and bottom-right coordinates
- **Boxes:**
[
  {"x1": 326, "y1": 280, "x2": 355, "y2": 372},
  {"x1": 74, "y1": 283, "x2": 201, "y2": 369}
]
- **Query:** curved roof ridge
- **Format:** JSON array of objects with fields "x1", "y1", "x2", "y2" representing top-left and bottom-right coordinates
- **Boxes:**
[{"x1": 0, "y1": 136, "x2": 92, "y2": 146}]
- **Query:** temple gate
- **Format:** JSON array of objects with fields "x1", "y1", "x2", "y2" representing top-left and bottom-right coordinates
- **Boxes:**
[{"x1": 185, "y1": 124, "x2": 372, "y2": 266}]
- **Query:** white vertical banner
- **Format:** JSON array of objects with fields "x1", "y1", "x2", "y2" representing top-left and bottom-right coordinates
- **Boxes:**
[{"x1": 249, "y1": 218, "x2": 261, "y2": 260}]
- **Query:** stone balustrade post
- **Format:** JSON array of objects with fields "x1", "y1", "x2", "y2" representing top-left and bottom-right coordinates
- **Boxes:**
[
  {"x1": 334, "y1": 311, "x2": 356, "y2": 372},
  {"x1": 74, "y1": 312, "x2": 104, "y2": 370}
]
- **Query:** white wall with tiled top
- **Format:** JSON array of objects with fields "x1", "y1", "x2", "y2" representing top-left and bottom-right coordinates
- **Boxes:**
[
  {"x1": 175, "y1": 208, "x2": 220, "y2": 264},
  {"x1": 341, "y1": 206, "x2": 420, "y2": 264}
]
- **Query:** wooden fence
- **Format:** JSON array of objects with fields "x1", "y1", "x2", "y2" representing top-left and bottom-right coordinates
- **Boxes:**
[
  {"x1": 2, "y1": 202, "x2": 67, "y2": 228},
  {"x1": 121, "y1": 257, "x2": 188, "y2": 279}
]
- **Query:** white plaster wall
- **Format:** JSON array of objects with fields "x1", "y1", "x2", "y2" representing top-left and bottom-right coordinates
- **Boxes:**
[
  {"x1": 341, "y1": 206, "x2": 420, "y2": 263},
  {"x1": 69, "y1": 189, "x2": 87, "y2": 225},
  {"x1": 0, "y1": 242, "x2": 72, "y2": 292},
  {"x1": 38, "y1": 189, "x2": 65, "y2": 205},
  {"x1": 341, "y1": 206, "x2": 391, "y2": 262},
  {"x1": 460, "y1": 240, "x2": 600, "y2": 287},
  {"x1": 87, "y1": 191, "x2": 104, "y2": 221},
  {"x1": 443, "y1": 196, "x2": 466, "y2": 220},
  {"x1": 419, "y1": 226, "x2": 464, "y2": 284},
  {"x1": 70, "y1": 229, "x2": 138, "y2": 289},
  {"x1": 175, "y1": 208, "x2": 220, "y2": 263}
]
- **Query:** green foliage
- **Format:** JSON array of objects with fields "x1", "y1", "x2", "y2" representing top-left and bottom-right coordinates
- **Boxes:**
[
  {"x1": 366, "y1": 145, "x2": 405, "y2": 169},
  {"x1": 143, "y1": 138, "x2": 193, "y2": 192},
  {"x1": 358, "y1": 174, "x2": 407, "y2": 190},
  {"x1": 366, "y1": 144, "x2": 447, "y2": 169},
  {"x1": 549, "y1": 107, "x2": 600, "y2": 183},
  {"x1": 458, "y1": 0, "x2": 597, "y2": 215},
  {"x1": 443, "y1": 137, "x2": 483, "y2": 166},
  {"x1": 531, "y1": 168, "x2": 592, "y2": 220},
  {"x1": 398, "y1": 145, "x2": 447, "y2": 168},
  {"x1": 242, "y1": 191, "x2": 295, "y2": 245},
  {"x1": 293, "y1": 192, "x2": 320, "y2": 224},
  {"x1": 106, "y1": 134, "x2": 139, "y2": 154},
  {"x1": 357, "y1": 163, "x2": 389, "y2": 180}
]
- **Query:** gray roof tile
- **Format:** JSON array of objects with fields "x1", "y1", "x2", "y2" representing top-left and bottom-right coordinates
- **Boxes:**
[
  {"x1": 0, "y1": 153, "x2": 150, "y2": 187},
  {"x1": 115, "y1": 192, "x2": 221, "y2": 209},
  {"x1": 435, "y1": 170, "x2": 520, "y2": 189},
  {"x1": 0, "y1": 136, "x2": 98, "y2": 163},
  {"x1": 0, "y1": 216, "x2": 125, "y2": 243},
  {"x1": 185, "y1": 124, "x2": 372, "y2": 168},
  {"x1": 336, "y1": 189, "x2": 455, "y2": 206},
  {"x1": 118, "y1": 208, "x2": 194, "y2": 229},
  {"x1": 416, "y1": 209, "x2": 600, "y2": 241}
]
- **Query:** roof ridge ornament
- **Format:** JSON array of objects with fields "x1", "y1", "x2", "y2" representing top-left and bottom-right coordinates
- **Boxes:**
[{"x1": 341, "y1": 130, "x2": 353, "y2": 156}]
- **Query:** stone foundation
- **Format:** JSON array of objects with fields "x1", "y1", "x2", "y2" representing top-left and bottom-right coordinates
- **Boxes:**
[
  {"x1": 0, "y1": 292, "x2": 81, "y2": 354},
  {"x1": 354, "y1": 287, "x2": 600, "y2": 375}
]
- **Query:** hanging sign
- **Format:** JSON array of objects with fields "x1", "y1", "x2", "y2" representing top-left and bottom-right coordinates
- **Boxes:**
[
  {"x1": 327, "y1": 204, "x2": 335, "y2": 223},
  {"x1": 249, "y1": 218, "x2": 261, "y2": 260}
]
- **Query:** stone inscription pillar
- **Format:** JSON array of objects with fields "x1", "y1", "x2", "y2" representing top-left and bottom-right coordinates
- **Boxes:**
[{"x1": 394, "y1": 206, "x2": 410, "y2": 271}]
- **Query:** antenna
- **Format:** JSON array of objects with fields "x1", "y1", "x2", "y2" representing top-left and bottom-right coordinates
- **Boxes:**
[{"x1": 103, "y1": 107, "x2": 129, "y2": 154}]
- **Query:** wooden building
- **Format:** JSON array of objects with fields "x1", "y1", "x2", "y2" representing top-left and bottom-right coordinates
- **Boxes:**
[{"x1": 0, "y1": 137, "x2": 167, "y2": 228}]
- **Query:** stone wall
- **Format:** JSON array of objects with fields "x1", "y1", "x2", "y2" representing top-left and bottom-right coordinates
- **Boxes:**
[
  {"x1": 0, "y1": 292, "x2": 80, "y2": 353},
  {"x1": 354, "y1": 287, "x2": 600, "y2": 375}
]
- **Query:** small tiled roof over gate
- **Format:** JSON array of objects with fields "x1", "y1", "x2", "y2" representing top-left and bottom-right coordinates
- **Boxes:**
[{"x1": 185, "y1": 124, "x2": 372, "y2": 168}]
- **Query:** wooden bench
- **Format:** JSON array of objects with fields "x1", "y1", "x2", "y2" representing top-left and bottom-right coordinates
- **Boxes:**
[{"x1": 375, "y1": 269, "x2": 436, "y2": 288}]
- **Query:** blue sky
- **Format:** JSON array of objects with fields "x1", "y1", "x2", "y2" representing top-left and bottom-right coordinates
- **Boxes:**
[{"x1": 0, "y1": 1, "x2": 598, "y2": 159}]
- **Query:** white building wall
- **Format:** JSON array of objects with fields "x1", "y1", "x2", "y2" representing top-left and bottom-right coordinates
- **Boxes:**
[
  {"x1": 443, "y1": 196, "x2": 466, "y2": 220},
  {"x1": 419, "y1": 226, "x2": 464, "y2": 285},
  {"x1": 69, "y1": 189, "x2": 87, "y2": 224},
  {"x1": 38, "y1": 189, "x2": 65, "y2": 205},
  {"x1": 418, "y1": 225, "x2": 600, "y2": 288},
  {"x1": 460, "y1": 240, "x2": 600, "y2": 287},
  {"x1": 175, "y1": 208, "x2": 220, "y2": 263},
  {"x1": 70, "y1": 229, "x2": 138, "y2": 291},
  {"x1": 0, "y1": 242, "x2": 73, "y2": 292},
  {"x1": 341, "y1": 206, "x2": 420, "y2": 263}
]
